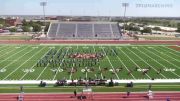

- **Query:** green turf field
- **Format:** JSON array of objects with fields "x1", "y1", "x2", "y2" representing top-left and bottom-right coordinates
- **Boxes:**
[
  {"x1": 0, "y1": 35, "x2": 32, "y2": 40},
  {"x1": 0, "y1": 44, "x2": 179, "y2": 81}
]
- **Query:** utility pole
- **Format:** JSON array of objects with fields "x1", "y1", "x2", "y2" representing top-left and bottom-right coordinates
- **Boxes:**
[
  {"x1": 40, "y1": 1, "x2": 47, "y2": 34},
  {"x1": 122, "y1": 3, "x2": 129, "y2": 34}
]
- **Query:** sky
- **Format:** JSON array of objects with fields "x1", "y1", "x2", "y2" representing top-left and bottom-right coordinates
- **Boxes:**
[{"x1": 0, "y1": 0, "x2": 179, "y2": 17}]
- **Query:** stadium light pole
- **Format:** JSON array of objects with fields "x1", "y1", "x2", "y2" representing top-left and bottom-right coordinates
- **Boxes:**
[
  {"x1": 97, "y1": 10, "x2": 100, "y2": 21},
  {"x1": 40, "y1": 1, "x2": 47, "y2": 34},
  {"x1": 122, "y1": 3, "x2": 129, "y2": 34},
  {"x1": 109, "y1": 10, "x2": 112, "y2": 21}
]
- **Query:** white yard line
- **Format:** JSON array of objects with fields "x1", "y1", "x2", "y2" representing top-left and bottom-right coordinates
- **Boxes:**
[
  {"x1": 142, "y1": 47, "x2": 180, "y2": 78},
  {"x1": 3, "y1": 47, "x2": 44, "y2": 80},
  {"x1": 92, "y1": 45, "x2": 96, "y2": 52},
  {"x1": 36, "y1": 47, "x2": 62, "y2": 80},
  {"x1": 144, "y1": 48, "x2": 180, "y2": 69},
  {"x1": 69, "y1": 66, "x2": 74, "y2": 80},
  {"x1": 0, "y1": 46, "x2": 19, "y2": 58},
  {"x1": 84, "y1": 46, "x2": 88, "y2": 80},
  {"x1": 81, "y1": 45, "x2": 89, "y2": 80},
  {"x1": 40, "y1": 44, "x2": 172, "y2": 47},
  {"x1": 0, "y1": 60, "x2": 40, "y2": 62},
  {"x1": 152, "y1": 48, "x2": 180, "y2": 63},
  {"x1": 158, "y1": 47, "x2": 180, "y2": 58},
  {"x1": 98, "y1": 66, "x2": 103, "y2": 79},
  {"x1": 53, "y1": 49, "x2": 69, "y2": 80},
  {"x1": 118, "y1": 48, "x2": 151, "y2": 79},
  {"x1": 85, "y1": 69, "x2": 88, "y2": 79},
  {"x1": 68, "y1": 46, "x2": 76, "y2": 80},
  {"x1": 138, "y1": 48, "x2": 180, "y2": 78},
  {"x1": 127, "y1": 47, "x2": 167, "y2": 79},
  {"x1": 0, "y1": 46, "x2": 32, "y2": 70},
  {"x1": 0, "y1": 46, "x2": 11, "y2": 53},
  {"x1": 166, "y1": 52, "x2": 180, "y2": 58},
  {"x1": 0, "y1": 46, "x2": 30, "y2": 64},
  {"x1": 110, "y1": 47, "x2": 136, "y2": 79},
  {"x1": 0, "y1": 79, "x2": 180, "y2": 84},
  {"x1": 163, "y1": 46, "x2": 180, "y2": 54},
  {"x1": 101, "y1": 46, "x2": 120, "y2": 79},
  {"x1": 0, "y1": 45, "x2": 8, "y2": 49},
  {"x1": 52, "y1": 47, "x2": 69, "y2": 80},
  {"x1": 20, "y1": 47, "x2": 48, "y2": 80},
  {"x1": 93, "y1": 45, "x2": 103, "y2": 79}
]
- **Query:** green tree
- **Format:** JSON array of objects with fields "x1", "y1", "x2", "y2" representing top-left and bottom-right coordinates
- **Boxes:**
[
  {"x1": 125, "y1": 23, "x2": 140, "y2": 32},
  {"x1": 22, "y1": 19, "x2": 28, "y2": 26},
  {"x1": 176, "y1": 23, "x2": 180, "y2": 32},
  {"x1": 0, "y1": 24, "x2": 4, "y2": 29},
  {"x1": 22, "y1": 26, "x2": 30, "y2": 32},
  {"x1": 44, "y1": 23, "x2": 50, "y2": 34},
  {"x1": 32, "y1": 24, "x2": 41, "y2": 32},
  {"x1": 9, "y1": 28, "x2": 17, "y2": 32},
  {"x1": 132, "y1": 27, "x2": 140, "y2": 31},
  {"x1": 36, "y1": 21, "x2": 44, "y2": 26},
  {"x1": 153, "y1": 27, "x2": 161, "y2": 31},
  {"x1": 29, "y1": 20, "x2": 34, "y2": 26},
  {"x1": 4, "y1": 23, "x2": 10, "y2": 27},
  {"x1": 0, "y1": 18, "x2": 5, "y2": 25},
  {"x1": 141, "y1": 27, "x2": 152, "y2": 35},
  {"x1": 124, "y1": 24, "x2": 130, "y2": 30},
  {"x1": 153, "y1": 27, "x2": 161, "y2": 34}
]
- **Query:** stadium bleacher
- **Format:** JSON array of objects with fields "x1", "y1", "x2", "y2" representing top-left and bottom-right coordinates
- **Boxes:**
[
  {"x1": 48, "y1": 23, "x2": 59, "y2": 38},
  {"x1": 47, "y1": 22, "x2": 122, "y2": 40},
  {"x1": 57, "y1": 23, "x2": 76, "y2": 38}
]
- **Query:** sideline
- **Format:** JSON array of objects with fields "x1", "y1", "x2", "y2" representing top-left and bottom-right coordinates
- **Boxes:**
[{"x1": 0, "y1": 79, "x2": 180, "y2": 84}]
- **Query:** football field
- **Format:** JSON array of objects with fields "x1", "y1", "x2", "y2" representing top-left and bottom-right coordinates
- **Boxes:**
[{"x1": 0, "y1": 44, "x2": 179, "y2": 81}]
